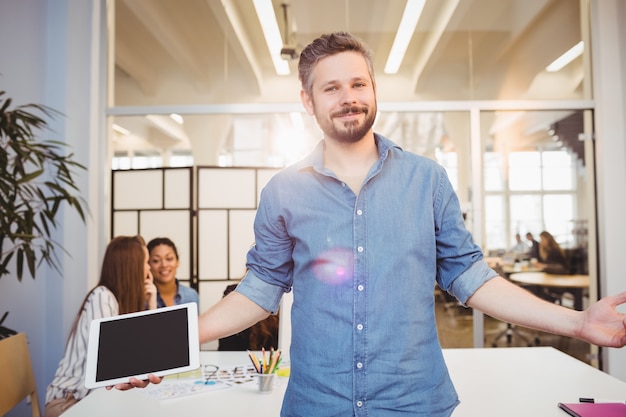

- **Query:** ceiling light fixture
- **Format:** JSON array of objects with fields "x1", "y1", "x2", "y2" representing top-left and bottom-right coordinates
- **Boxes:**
[
  {"x1": 253, "y1": 0, "x2": 290, "y2": 76},
  {"x1": 170, "y1": 113, "x2": 184, "y2": 124},
  {"x1": 384, "y1": 0, "x2": 426, "y2": 74},
  {"x1": 546, "y1": 41, "x2": 584, "y2": 72},
  {"x1": 146, "y1": 115, "x2": 188, "y2": 141},
  {"x1": 112, "y1": 124, "x2": 130, "y2": 135}
]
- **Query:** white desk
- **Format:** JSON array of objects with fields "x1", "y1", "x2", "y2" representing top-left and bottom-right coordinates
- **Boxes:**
[
  {"x1": 62, "y1": 351, "x2": 287, "y2": 417},
  {"x1": 445, "y1": 347, "x2": 626, "y2": 416},
  {"x1": 62, "y1": 348, "x2": 626, "y2": 417}
]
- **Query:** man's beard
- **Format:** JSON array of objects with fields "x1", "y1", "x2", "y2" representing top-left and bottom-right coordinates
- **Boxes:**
[{"x1": 320, "y1": 103, "x2": 377, "y2": 144}]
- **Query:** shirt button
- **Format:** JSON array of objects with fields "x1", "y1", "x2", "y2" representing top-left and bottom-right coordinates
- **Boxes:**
[
  {"x1": 358, "y1": 285, "x2": 364, "y2": 291},
  {"x1": 356, "y1": 362, "x2": 363, "y2": 369},
  {"x1": 356, "y1": 401, "x2": 363, "y2": 408},
  {"x1": 357, "y1": 323, "x2": 363, "y2": 331},
  {"x1": 357, "y1": 209, "x2": 363, "y2": 215},
  {"x1": 357, "y1": 246, "x2": 364, "y2": 253}
]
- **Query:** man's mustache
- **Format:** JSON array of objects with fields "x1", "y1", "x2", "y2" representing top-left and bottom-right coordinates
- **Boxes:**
[{"x1": 332, "y1": 106, "x2": 368, "y2": 117}]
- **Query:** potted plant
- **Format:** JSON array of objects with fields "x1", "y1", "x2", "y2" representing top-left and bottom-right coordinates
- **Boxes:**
[{"x1": 0, "y1": 90, "x2": 87, "y2": 281}]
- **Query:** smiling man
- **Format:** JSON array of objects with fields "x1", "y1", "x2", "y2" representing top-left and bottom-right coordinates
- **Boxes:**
[{"x1": 123, "y1": 32, "x2": 626, "y2": 417}]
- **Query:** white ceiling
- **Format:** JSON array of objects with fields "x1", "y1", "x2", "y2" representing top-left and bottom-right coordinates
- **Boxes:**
[{"x1": 111, "y1": 0, "x2": 586, "y2": 161}]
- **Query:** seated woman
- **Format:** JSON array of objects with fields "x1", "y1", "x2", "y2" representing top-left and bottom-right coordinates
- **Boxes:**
[
  {"x1": 536, "y1": 231, "x2": 569, "y2": 274},
  {"x1": 533, "y1": 231, "x2": 573, "y2": 306},
  {"x1": 147, "y1": 237, "x2": 199, "y2": 308},
  {"x1": 45, "y1": 236, "x2": 157, "y2": 417}
]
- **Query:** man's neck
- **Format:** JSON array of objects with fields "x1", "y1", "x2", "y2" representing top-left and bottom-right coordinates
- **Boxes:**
[{"x1": 323, "y1": 132, "x2": 378, "y2": 194}]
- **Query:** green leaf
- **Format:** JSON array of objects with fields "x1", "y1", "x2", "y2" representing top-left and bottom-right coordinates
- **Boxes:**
[{"x1": 0, "y1": 93, "x2": 89, "y2": 280}]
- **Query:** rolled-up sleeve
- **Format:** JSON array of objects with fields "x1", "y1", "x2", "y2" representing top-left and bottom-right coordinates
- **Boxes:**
[
  {"x1": 235, "y1": 269, "x2": 286, "y2": 314},
  {"x1": 448, "y1": 260, "x2": 499, "y2": 305}
]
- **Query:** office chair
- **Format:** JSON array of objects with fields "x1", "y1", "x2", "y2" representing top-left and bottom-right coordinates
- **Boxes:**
[
  {"x1": 490, "y1": 321, "x2": 538, "y2": 347},
  {"x1": 488, "y1": 262, "x2": 539, "y2": 347},
  {"x1": 0, "y1": 332, "x2": 42, "y2": 417}
]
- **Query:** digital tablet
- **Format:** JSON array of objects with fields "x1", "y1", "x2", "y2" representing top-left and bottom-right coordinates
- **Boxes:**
[{"x1": 85, "y1": 302, "x2": 200, "y2": 389}]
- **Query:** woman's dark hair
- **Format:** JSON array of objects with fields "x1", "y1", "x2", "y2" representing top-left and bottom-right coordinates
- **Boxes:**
[
  {"x1": 298, "y1": 31, "x2": 375, "y2": 97},
  {"x1": 539, "y1": 230, "x2": 565, "y2": 259},
  {"x1": 100, "y1": 235, "x2": 147, "y2": 313},
  {"x1": 67, "y1": 235, "x2": 147, "y2": 340},
  {"x1": 147, "y1": 237, "x2": 179, "y2": 260}
]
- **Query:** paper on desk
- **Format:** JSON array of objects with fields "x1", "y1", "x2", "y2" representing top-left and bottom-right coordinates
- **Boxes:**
[
  {"x1": 140, "y1": 379, "x2": 231, "y2": 400},
  {"x1": 139, "y1": 364, "x2": 257, "y2": 401}
]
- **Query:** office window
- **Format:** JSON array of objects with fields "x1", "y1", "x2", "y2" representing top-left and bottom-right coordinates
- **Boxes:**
[
  {"x1": 484, "y1": 152, "x2": 505, "y2": 192},
  {"x1": 485, "y1": 148, "x2": 578, "y2": 250},
  {"x1": 485, "y1": 195, "x2": 506, "y2": 250},
  {"x1": 509, "y1": 195, "x2": 543, "y2": 239},
  {"x1": 509, "y1": 152, "x2": 542, "y2": 191},
  {"x1": 542, "y1": 151, "x2": 575, "y2": 190},
  {"x1": 112, "y1": 150, "x2": 193, "y2": 170},
  {"x1": 437, "y1": 151, "x2": 458, "y2": 191}
]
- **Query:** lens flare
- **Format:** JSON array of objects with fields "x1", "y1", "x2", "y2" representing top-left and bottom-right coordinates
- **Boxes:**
[{"x1": 312, "y1": 247, "x2": 354, "y2": 285}]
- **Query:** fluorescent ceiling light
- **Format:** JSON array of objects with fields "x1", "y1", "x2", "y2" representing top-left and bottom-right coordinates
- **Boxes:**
[
  {"x1": 112, "y1": 124, "x2": 130, "y2": 135},
  {"x1": 546, "y1": 41, "x2": 584, "y2": 72},
  {"x1": 170, "y1": 113, "x2": 183, "y2": 124},
  {"x1": 146, "y1": 114, "x2": 188, "y2": 141},
  {"x1": 253, "y1": 0, "x2": 290, "y2": 76},
  {"x1": 384, "y1": 0, "x2": 426, "y2": 74}
]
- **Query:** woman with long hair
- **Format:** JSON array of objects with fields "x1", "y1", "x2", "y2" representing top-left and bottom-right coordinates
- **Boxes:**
[
  {"x1": 537, "y1": 230, "x2": 568, "y2": 274},
  {"x1": 44, "y1": 235, "x2": 157, "y2": 417}
]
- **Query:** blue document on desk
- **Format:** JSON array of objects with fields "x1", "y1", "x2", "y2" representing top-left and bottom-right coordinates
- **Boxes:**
[{"x1": 558, "y1": 402, "x2": 626, "y2": 417}]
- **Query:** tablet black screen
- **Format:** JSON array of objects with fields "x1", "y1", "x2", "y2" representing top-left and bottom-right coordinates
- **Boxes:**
[{"x1": 95, "y1": 307, "x2": 190, "y2": 382}]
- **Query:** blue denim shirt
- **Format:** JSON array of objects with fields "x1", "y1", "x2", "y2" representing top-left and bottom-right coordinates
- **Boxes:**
[
  {"x1": 237, "y1": 134, "x2": 497, "y2": 417},
  {"x1": 156, "y1": 279, "x2": 199, "y2": 309}
]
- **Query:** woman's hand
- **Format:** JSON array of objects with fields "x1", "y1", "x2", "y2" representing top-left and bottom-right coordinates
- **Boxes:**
[{"x1": 144, "y1": 270, "x2": 158, "y2": 310}]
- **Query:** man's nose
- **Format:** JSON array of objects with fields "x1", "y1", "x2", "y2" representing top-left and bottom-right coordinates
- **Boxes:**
[{"x1": 339, "y1": 88, "x2": 357, "y2": 106}]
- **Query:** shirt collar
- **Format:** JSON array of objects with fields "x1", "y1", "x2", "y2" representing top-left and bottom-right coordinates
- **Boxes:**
[{"x1": 299, "y1": 133, "x2": 401, "y2": 173}]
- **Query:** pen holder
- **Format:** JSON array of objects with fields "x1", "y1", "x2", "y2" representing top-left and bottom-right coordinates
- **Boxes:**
[{"x1": 257, "y1": 373, "x2": 275, "y2": 393}]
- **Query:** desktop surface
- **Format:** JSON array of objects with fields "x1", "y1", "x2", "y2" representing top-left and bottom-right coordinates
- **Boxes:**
[{"x1": 61, "y1": 348, "x2": 626, "y2": 417}]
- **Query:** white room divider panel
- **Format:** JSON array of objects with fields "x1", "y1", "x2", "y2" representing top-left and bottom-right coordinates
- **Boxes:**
[
  {"x1": 112, "y1": 166, "x2": 280, "y2": 350},
  {"x1": 112, "y1": 167, "x2": 194, "y2": 281}
]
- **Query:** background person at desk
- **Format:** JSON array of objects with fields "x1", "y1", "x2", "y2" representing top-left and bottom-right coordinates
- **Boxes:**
[
  {"x1": 46, "y1": 236, "x2": 157, "y2": 417},
  {"x1": 147, "y1": 237, "x2": 199, "y2": 308},
  {"x1": 526, "y1": 232, "x2": 540, "y2": 259},
  {"x1": 536, "y1": 230, "x2": 568, "y2": 274},
  {"x1": 119, "y1": 32, "x2": 626, "y2": 417},
  {"x1": 511, "y1": 233, "x2": 529, "y2": 258}
]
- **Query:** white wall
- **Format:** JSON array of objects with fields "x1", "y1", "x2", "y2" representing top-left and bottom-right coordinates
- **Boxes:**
[
  {"x1": 591, "y1": 0, "x2": 626, "y2": 380},
  {"x1": 0, "y1": 0, "x2": 104, "y2": 414}
]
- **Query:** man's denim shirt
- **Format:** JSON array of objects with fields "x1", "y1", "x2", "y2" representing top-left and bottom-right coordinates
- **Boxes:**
[{"x1": 237, "y1": 134, "x2": 497, "y2": 417}]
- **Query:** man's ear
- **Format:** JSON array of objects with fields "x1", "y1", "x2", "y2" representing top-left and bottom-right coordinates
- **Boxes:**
[{"x1": 300, "y1": 89, "x2": 315, "y2": 116}]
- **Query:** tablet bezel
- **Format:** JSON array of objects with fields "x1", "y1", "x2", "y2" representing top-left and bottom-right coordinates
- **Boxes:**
[{"x1": 85, "y1": 302, "x2": 199, "y2": 389}]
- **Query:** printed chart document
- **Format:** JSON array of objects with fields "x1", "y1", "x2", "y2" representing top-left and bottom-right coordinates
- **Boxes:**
[
  {"x1": 558, "y1": 402, "x2": 626, "y2": 417},
  {"x1": 140, "y1": 364, "x2": 257, "y2": 400}
]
